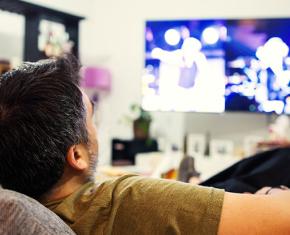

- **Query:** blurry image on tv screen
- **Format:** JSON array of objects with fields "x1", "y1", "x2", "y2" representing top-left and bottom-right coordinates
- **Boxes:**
[
  {"x1": 143, "y1": 18, "x2": 290, "y2": 114},
  {"x1": 143, "y1": 20, "x2": 226, "y2": 113},
  {"x1": 225, "y1": 19, "x2": 290, "y2": 114}
]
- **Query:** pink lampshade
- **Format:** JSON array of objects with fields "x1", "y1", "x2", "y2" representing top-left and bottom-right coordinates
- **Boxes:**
[{"x1": 81, "y1": 66, "x2": 111, "y2": 91}]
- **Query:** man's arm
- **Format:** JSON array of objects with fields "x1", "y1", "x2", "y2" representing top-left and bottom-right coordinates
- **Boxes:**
[{"x1": 218, "y1": 191, "x2": 290, "y2": 234}]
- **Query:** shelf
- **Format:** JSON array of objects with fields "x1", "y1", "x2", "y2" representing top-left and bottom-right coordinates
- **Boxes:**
[
  {"x1": 0, "y1": 0, "x2": 84, "y2": 23},
  {"x1": 0, "y1": 0, "x2": 85, "y2": 61}
]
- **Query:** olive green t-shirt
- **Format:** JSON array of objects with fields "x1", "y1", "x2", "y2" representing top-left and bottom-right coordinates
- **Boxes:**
[{"x1": 44, "y1": 175, "x2": 224, "y2": 235}]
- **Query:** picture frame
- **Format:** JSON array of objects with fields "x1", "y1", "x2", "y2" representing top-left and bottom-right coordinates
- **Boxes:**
[
  {"x1": 210, "y1": 139, "x2": 234, "y2": 157},
  {"x1": 186, "y1": 133, "x2": 206, "y2": 157}
]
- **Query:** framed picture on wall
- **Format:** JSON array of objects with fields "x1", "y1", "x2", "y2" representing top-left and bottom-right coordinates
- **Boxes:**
[
  {"x1": 210, "y1": 139, "x2": 234, "y2": 157},
  {"x1": 186, "y1": 133, "x2": 206, "y2": 157}
]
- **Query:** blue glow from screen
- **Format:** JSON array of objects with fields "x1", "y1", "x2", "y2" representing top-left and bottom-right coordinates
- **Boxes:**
[{"x1": 143, "y1": 18, "x2": 290, "y2": 114}]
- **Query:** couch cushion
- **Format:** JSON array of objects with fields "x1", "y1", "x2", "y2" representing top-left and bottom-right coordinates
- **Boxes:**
[{"x1": 0, "y1": 188, "x2": 75, "y2": 235}]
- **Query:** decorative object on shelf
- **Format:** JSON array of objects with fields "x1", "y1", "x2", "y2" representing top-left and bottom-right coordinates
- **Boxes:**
[
  {"x1": 210, "y1": 139, "x2": 234, "y2": 157},
  {"x1": 151, "y1": 149, "x2": 183, "y2": 179},
  {"x1": 0, "y1": 60, "x2": 10, "y2": 75},
  {"x1": 38, "y1": 20, "x2": 74, "y2": 57},
  {"x1": 268, "y1": 115, "x2": 290, "y2": 142},
  {"x1": 114, "y1": 105, "x2": 156, "y2": 166},
  {"x1": 178, "y1": 155, "x2": 200, "y2": 183},
  {"x1": 126, "y1": 104, "x2": 152, "y2": 140},
  {"x1": 256, "y1": 115, "x2": 290, "y2": 151},
  {"x1": 185, "y1": 133, "x2": 206, "y2": 157}
]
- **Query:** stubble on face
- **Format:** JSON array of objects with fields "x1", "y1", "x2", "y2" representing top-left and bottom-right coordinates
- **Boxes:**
[{"x1": 82, "y1": 91, "x2": 99, "y2": 181}]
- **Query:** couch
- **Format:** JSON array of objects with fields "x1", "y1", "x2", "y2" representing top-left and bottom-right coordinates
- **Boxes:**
[{"x1": 0, "y1": 188, "x2": 75, "y2": 235}]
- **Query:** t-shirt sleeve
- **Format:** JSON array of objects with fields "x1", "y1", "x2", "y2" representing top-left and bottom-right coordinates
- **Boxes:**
[{"x1": 109, "y1": 175, "x2": 224, "y2": 235}]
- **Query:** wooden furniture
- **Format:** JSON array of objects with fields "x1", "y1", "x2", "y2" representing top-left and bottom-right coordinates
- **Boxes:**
[
  {"x1": 0, "y1": 0, "x2": 84, "y2": 61},
  {"x1": 0, "y1": 60, "x2": 10, "y2": 75},
  {"x1": 112, "y1": 138, "x2": 158, "y2": 165}
]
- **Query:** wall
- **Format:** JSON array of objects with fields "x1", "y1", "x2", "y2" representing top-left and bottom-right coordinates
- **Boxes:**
[
  {"x1": 0, "y1": 10, "x2": 24, "y2": 62},
  {"x1": 87, "y1": 0, "x2": 290, "y2": 164}
]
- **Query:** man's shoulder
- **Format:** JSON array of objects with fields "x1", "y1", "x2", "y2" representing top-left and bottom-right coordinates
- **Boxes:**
[
  {"x1": 45, "y1": 174, "x2": 224, "y2": 209},
  {"x1": 102, "y1": 175, "x2": 225, "y2": 235},
  {"x1": 44, "y1": 175, "x2": 225, "y2": 235}
]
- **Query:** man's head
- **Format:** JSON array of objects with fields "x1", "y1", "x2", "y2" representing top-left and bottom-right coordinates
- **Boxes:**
[{"x1": 0, "y1": 55, "x2": 98, "y2": 199}]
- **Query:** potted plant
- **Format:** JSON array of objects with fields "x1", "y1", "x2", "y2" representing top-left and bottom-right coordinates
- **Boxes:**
[
  {"x1": 130, "y1": 104, "x2": 152, "y2": 140},
  {"x1": 122, "y1": 103, "x2": 152, "y2": 140}
]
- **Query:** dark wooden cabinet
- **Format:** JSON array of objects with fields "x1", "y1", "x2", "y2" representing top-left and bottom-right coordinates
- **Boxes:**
[{"x1": 0, "y1": 0, "x2": 84, "y2": 61}]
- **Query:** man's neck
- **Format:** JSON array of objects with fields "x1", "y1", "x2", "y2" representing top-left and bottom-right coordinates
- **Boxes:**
[{"x1": 40, "y1": 174, "x2": 87, "y2": 203}]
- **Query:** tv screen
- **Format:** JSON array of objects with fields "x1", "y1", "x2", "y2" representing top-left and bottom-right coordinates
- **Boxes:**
[{"x1": 143, "y1": 18, "x2": 290, "y2": 114}]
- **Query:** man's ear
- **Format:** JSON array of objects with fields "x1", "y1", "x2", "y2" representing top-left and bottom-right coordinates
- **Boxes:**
[{"x1": 66, "y1": 145, "x2": 88, "y2": 170}]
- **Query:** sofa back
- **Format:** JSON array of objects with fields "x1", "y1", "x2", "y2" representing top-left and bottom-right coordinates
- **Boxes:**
[{"x1": 0, "y1": 188, "x2": 75, "y2": 235}]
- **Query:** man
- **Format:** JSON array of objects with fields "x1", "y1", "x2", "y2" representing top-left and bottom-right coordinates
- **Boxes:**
[{"x1": 0, "y1": 55, "x2": 289, "y2": 235}]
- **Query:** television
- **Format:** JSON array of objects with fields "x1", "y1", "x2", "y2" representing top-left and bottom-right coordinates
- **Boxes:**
[{"x1": 143, "y1": 18, "x2": 290, "y2": 114}]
